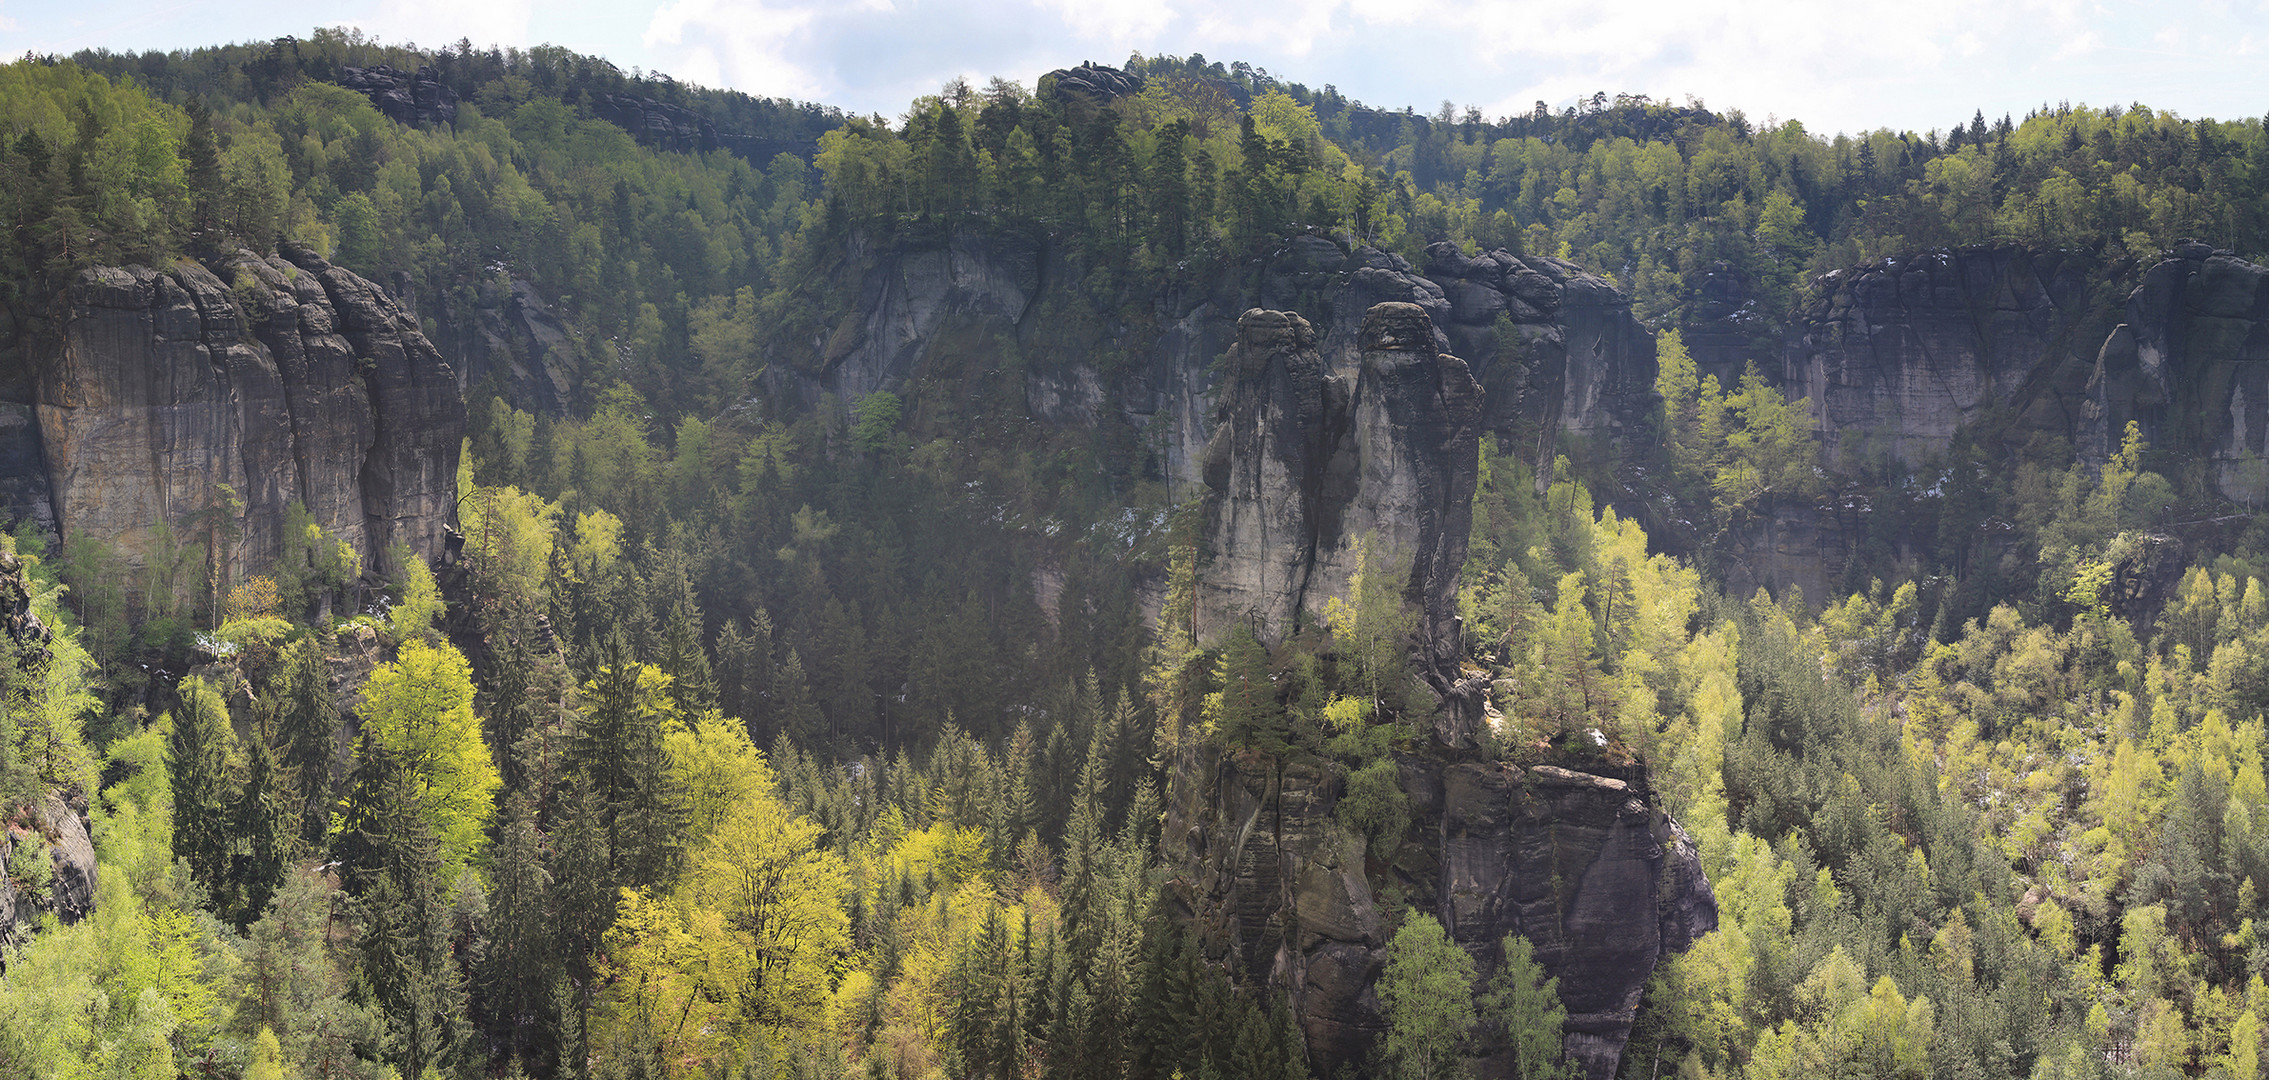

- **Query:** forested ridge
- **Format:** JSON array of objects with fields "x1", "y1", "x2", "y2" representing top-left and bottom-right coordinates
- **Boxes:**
[{"x1": 0, "y1": 30, "x2": 2266, "y2": 1080}]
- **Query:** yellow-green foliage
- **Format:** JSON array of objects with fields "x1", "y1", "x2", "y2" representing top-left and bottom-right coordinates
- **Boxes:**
[
  {"x1": 357, "y1": 638, "x2": 498, "y2": 867},
  {"x1": 595, "y1": 781, "x2": 850, "y2": 1076}
]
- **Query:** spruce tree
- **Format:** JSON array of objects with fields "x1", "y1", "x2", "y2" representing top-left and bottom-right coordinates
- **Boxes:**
[
  {"x1": 167, "y1": 677, "x2": 237, "y2": 902},
  {"x1": 337, "y1": 742, "x2": 471, "y2": 1080},
  {"x1": 275, "y1": 636, "x2": 339, "y2": 848},
  {"x1": 479, "y1": 790, "x2": 558, "y2": 1068},
  {"x1": 229, "y1": 733, "x2": 291, "y2": 925}
]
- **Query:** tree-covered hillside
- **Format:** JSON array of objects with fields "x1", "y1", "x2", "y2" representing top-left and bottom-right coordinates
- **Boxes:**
[{"x1": 0, "y1": 32, "x2": 2267, "y2": 1080}]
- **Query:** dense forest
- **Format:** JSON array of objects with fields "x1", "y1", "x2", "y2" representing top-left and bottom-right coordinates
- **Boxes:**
[{"x1": 0, "y1": 27, "x2": 2266, "y2": 1080}]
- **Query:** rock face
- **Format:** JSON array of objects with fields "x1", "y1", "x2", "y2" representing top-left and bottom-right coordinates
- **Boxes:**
[
  {"x1": 338, "y1": 65, "x2": 460, "y2": 127},
  {"x1": 429, "y1": 274, "x2": 580, "y2": 416},
  {"x1": 1191, "y1": 304, "x2": 1482, "y2": 673},
  {"x1": 1702, "y1": 243, "x2": 2269, "y2": 599},
  {"x1": 1777, "y1": 247, "x2": 2103, "y2": 469},
  {"x1": 590, "y1": 92, "x2": 723, "y2": 154},
  {"x1": 1165, "y1": 749, "x2": 1716, "y2": 1080},
  {"x1": 1043, "y1": 62, "x2": 1146, "y2": 107},
  {"x1": 11, "y1": 249, "x2": 462, "y2": 577},
  {"x1": 766, "y1": 228, "x2": 1656, "y2": 510},
  {"x1": 1174, "y1": 296, "x2": 1707, "y2": 1080},
  {"x1": 2094, "y1": 242, "x2": 2269, "y2": 505},
  {"x1": 0, "y1": 794, "x2": 98, "y2": 938}
]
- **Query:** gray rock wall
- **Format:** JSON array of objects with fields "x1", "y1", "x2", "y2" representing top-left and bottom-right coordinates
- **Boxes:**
[
  {"x1": 1165, "y1": 748, "x2": 1716, "y2": 1080},
  {"x1": 764, "y1": 228, "x2": 1655, "y2": 511},
  {"x1": 1190, "y1": 303, "x2": 1481, "y2": 666},
  {"x1": 12, "y1": 249, "x2": 462, "y2": 579},
  {"x1": 2095, "y1": 243, "x2": 2269, "y2": 505}
]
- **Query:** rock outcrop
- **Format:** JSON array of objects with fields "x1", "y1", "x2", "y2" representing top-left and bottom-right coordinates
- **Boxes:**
[
  {"x1": 430, "y1": 274, "x2": 580, "y2": 416},
  {"x1": 1191, "y1": 303, "x2": 1482, "y2": 673},
  {"x1": 0, "y1": 794, "x2": 98, "y2": 936},
  {"x1": 1166, "y1": 749, "x2": 1716, "y2": 1080},
  {"x1": 766, "y1": 228, "x2": 1656, "y2": 511},
  {"x1": 1176, "y1": 300, "x2": 1709, "y2": 1080},
  {"x1": 1043, "y1": 62, "x2": 1146, "y2": 108},
  {"x1": 2094, "y1": 242, "x2": 2269, "y2": 505},
  {"x1": 338, "y1": 65, "x2": 460, "y2": 127},
  {"x1": 590, "y1": 91, "x2": 723, "y2": 154},
  {"x1": 11, "y1": 248, "x2": 462, "y2": 577},
  {"x1": 1778, "y1": 247, "x2": 2103, "y2": 469}
]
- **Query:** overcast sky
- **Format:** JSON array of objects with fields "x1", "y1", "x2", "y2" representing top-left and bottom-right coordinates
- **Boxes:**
[{"x1": 3, "y1": 0, "x2": 2262, "y2": 137}]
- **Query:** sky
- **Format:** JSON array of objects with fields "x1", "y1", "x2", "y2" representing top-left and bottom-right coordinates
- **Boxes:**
[{"x1": 2, "y1": 0, "x2": 2264, "y2": 137}]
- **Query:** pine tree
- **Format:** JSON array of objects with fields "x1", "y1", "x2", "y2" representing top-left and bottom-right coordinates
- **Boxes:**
[
  {"x1": 336, "y1": 742, "x2": 471, "y2": 1080},
  {"x1": 167, "y1": 676, "x2": 238, "y2": 902},
  {"x1": 549, "y1": 773, "x2": 614, "y2": 978},
  {"x1": 1208, "y1": 623, "x2": 1288, "y2": 753},
  {"x1": 479, "y1": 791, "x2": 558, "y2": 1068},
  {"x1": 183, "y1": 97, "x2": 222, "y2": 251},
  {"x1": 275, "y1": 635, "x2": 340, "y2": 847},
  {"x1": 568, "y1": 636, "x2": 686, "y2": 889},
  {"x1": 716, "y1": 611, "x2": 776, "y2": 739},
  {"x1": 1061, "y1": 722, "x2": 1110, "y2": 957},
  {"x1": 659, "y1": 598, "x2": 716, "y2": 714},
  {"x1": 772, "y1": 646, "x2": 822, "y2": 751},
  {"x1": 229, "y1": 733, "x2": 292, "y2": 925}
]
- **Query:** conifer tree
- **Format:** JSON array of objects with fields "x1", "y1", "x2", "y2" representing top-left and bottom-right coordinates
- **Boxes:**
[
  {"x1": 480, "y1": 790, "x2": 559, "y2": 1068},
  {"x1": 274, "y1": 635, "x2": 340, "y2": 847},
  {"x1": 229, "y1": 733, "x2": 292, "y2": 925},
  {"x1": 167, "y1": 676, "x2": 238, "y2": 901}
]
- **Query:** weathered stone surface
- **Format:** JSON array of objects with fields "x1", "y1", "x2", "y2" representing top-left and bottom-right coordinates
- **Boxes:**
[
  {"x1": 1322, "y1": 303, "x2": 1483, "y2": 673},
  {"x1": 591, "y1": 92, "x2": 721, "y2": 154},
  {"x1": 1192, "y1": 310, "x2": 1343, "y2": 647},
  {"x1": 1166, "y1": 748, "x2": 1716, "y2": 1080},
  {"x1": 0, "y1": 795, "x2": 99, "y2": 938},
  {"x1": 760, "y1": 228, "x2": 1657, "y2": 517},
  {"x1": 1043, "y1": 62, "x2": 1146, "y2": 106},
  {"x1": 19, "y1": 251, "x2": 461, "y2": 578},
  {"x1": 1177, "y1": 290, "x2": 1704, "y2": 1080},
  {"x1": 2094, "y1": 247, "x2": 2269, "y2": 505},
  {"x1": 1191, "y1": 303, "x2": 1481, "y2": 679},
  {"x1": 433, "y1": 275, "x2": 580, "y2": 416},
  {"x1": 337, "y1": 64, "x2": 459, "y2": 127},
  {"x1": 1776, "y1": 247, "x2": 2101, "y2": 468}
]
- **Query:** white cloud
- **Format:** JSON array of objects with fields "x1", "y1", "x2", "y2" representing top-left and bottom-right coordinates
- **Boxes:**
[
  {"x1": 1032, "y1": 0, "x2": 1175, "y2": 42},
  {"x1": 2, "y1": 0, "x2": 2263, "y2": 136},
  {"x1": 365, "y1": 0, "x2": 537, "y2": 51}
]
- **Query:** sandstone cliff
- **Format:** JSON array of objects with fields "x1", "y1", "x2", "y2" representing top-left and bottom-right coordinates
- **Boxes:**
[
  {"x1": 764, "y1": 228, "x2": 1656, "y2": 509},
  {"x1": 1165, "y1": 750, "x2": 1714, "y2": 1080},
  {"x1": 1779, "y1": 247, "x2": 2105, "y2": 469},
  {"x1": 1175, "y1": 300, "x2": 1712, "y2": 1079},
  {"x1": 1191, "y1": 303, "x2": 1482, "y2": 675},
  {"x1": 3, "y1": 248, "x2": 463, "y2": 580},
  {"x1": 1708, "y1": 243, "x2": 2269, "y2": 601},
  {"x1": 2094, "y1": 241, "x2": 2269, "y2": 506}
]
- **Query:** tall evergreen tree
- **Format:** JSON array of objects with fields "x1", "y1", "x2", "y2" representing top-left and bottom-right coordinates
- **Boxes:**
[
  {"x1": 229, "y1": 733, "x2": 292, "y2": 925},
  {"x1": 275, "y1": 635, "x2": 341, "y2": 847},
  {"x1": 478, "y1": 790, "x2": 559, "y2": 1070},
  {"x1": 167, "y1": 676, "x2": 238, "y2": 901}
]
